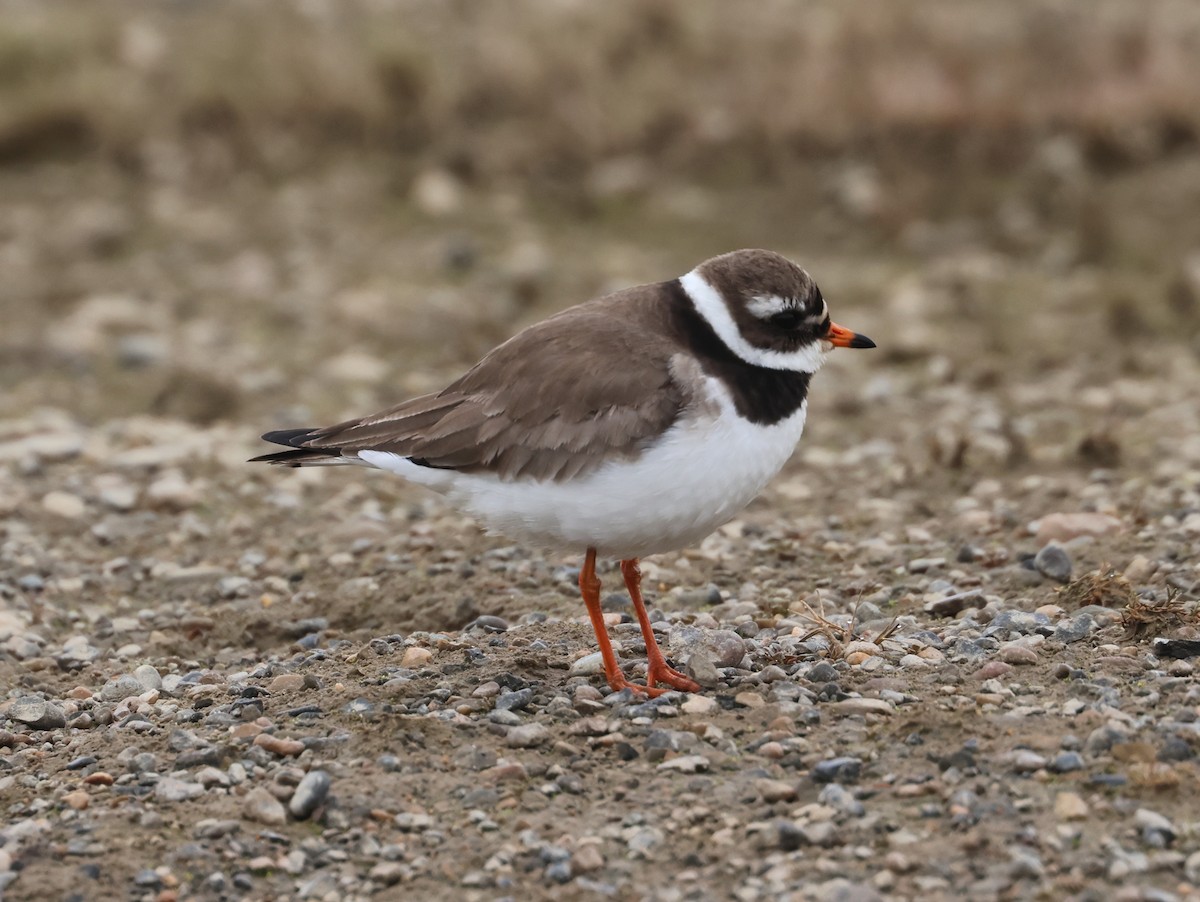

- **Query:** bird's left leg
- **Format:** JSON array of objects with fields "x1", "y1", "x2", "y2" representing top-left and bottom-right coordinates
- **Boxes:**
[{"x1": 620, "y1": 558, "x2": 701, "y2": 693}]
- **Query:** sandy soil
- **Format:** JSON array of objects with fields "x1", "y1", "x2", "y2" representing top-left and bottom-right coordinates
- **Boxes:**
[{"x1": 3, "y1": 4, "x2": 1200, "y2": 901}]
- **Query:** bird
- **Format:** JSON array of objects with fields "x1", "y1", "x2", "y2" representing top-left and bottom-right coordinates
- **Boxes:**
[{"x1": 252, "y1": 249, "x2": 875, "y2": 697}]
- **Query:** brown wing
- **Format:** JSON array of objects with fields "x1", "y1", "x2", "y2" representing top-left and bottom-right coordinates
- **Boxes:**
[{"x1": 271, "y1": 287, "x2": 694, "y2": 481}]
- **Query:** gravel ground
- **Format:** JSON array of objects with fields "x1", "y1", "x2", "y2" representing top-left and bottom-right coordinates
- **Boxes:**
[
  {"x1": 4, "y1": 324, "x2": 1200, "y2": 901},
  {"x1": 4, "y1": 56, "x2": 1200, "y2": 900}
]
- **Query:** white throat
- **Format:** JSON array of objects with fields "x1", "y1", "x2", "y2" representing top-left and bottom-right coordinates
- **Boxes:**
[{"x1": 679, "y1": 270, "x2": 830, "y2": 373}]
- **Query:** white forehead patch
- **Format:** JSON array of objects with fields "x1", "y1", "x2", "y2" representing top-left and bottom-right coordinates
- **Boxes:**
[
  {"x1": 746, "y1": 294, "x2": 828, "y2": 324},
  {"x1": 746, "y1": 295, "x2": 792, "y2": 319}
]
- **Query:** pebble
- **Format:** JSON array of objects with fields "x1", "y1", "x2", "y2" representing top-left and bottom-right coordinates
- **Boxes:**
[
  {"x1": 829, "y1": 698, "x2": 893, "y2": 717},
  {"x1": 401, "y1": 647, "x2": 433, "y2": 668},
  {"x1": 1000, "y1": 645, "x2": 1039, "y2": 665},
  {"x1": 495, "y1": 688, "x2": 534, "y2": 712},
  {"x1": 819, "y1": 784, "x2": 866, "y2": 817},
  {"x1": 289, "y1": 770, "x2": 331, "y2": 819},
  {"x1": 570, "y1": 652, "x2": 604, "y2": 675},
  {"x1": 907, "y1": 557, "x2": 945, "y2": 573},
  {"x1": 369, "y1": 862, "x2": 407, "y2": 885},
  {"x1": 1054, "y1": 614, "x2": 1096, "y2": 644},
  {"x1": 574, "y1": 843, "x2": 604, "y2": 872},
  {"x1": 680, "y1": 695, "x2": 718, "y2": 715},
  {"x1": 101, "y1": 674, "x2": 146, "y2": 701},
  {"x1": 668, "y1": 627, "x2": 746, "y2": 668},
  {"x1": 155, "y1": 777, "x2": 206, "y2": 802},
  {"x1": 9, "y1": 696, "x2": 67, "y2": 730},
  {"x1": 253, "y1": 734, "x2": 305, "y2": 757},
  {"x1": 267, "y1": 673, "x2": 306, "y2": 693},
  {"x1": 1048, "y1": 751, "x2": 1085, "y2": 773},
  {"x1": 1033, "y1": 544, "x2": 1072, "y2": 582},
  {"x1": 756, "y1": 779, "x2": 798, "y2": 803},
  {"x1": 1035, "y1": 512, "x2": 1122, "y2": 545},
  {"x1": 973, "y1": 661, "x2": 1012, "y2": 680},
  {"x1": 63, "y1": 790, "x2": 90, "y2": 810},
  {"x1": 657, "y1": 755, "x2": 709, "y2": 773},
  {"x1": 134, "y1": 664, "x2": 163, "y2": 691},
  {"x1": 1054, "y1": 791, "x2": 1089, "y2": 820},
  {"x1": 244, "y1": 788, "x2": 288, "y2": 825},
  {"x1": 42, "y1": 490, "x2": 86, "y2": 518},
  {"x1": 506, "y1": 723, "x2": 550, "y2": 748},
  {"x1": 1006, "y1": 749, "x2": 1047, "y2": 772},
  {"x1": 812, "y1": 757, "x2": 862, "y2": 784},
  {"x1": 685, "y1": 652, "x2": 722, "y2": 687}
]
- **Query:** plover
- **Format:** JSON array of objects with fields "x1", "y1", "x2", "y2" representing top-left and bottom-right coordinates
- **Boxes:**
[{"x1": 253, "y1": 249, "x2": 875, "y2": 696}]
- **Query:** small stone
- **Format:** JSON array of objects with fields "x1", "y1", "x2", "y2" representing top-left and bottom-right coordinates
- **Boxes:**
[
  {"x1": 1033, "y1": 544, "x2": 1072, "y2": 583},
  {"x1": 506, "y1": 723, "x2": 550, "y2": 748},
  {"x1": 1124, "y1": 555, "x2": 1156, "y2": 583},
  {"x1": 145, "y1": 471, "x2": 197, "y2": 509},
  {"x1": 1035, "y1": 512, "x2": 1121, "y2": 545},
  {"x1": 924, "y1": 591, "x2": 984, "y2": 618},
  {"x1": 973, "y1": 661, "x2": 1012, "y2": 680},
  {"x1": 1134, "y1": 808, "x2": 1175, "y2": 841},
  {"x1": 573, "y1": 844, "x2": 604, "y2": 872},
  {"x1": 680, "y1": 695, "x2": 718, "y2": 715},
  {"x1": 253, "y1": 734, "x2": 305, "y2": 757},
  {"x1": 668, "y1": 627, "x2": 746, "y2": 668},
  {"x1": 155, "y1": 777, "x2": 205, "y2": 802},
  {"x1": 133, "y1": 664, "x2": 162, "y2": 691},
  {"x1": 369, "y1": 862, "x2": 406, "y2": 885},
  {"x1": 9, "y1": 696, "x2": 66, "y2": 730},
  {"x1": 244, "y1": 788, "x2": 288, "y2": 825},
  {"x1": 42, "y1": 491, "x2": 86, "y2": 519},
  {"x1": 1048, "y1": 752, "x2": 1085, "y2": 773},
  {"x1": 1008, "y1": 749, "x2": 1047, "y2": 773},
  {"x1": 684, "y1": 652, "x2": 722, "y2": 687},
  {"x1": 657, "y1": 754, "x2": 709, "y2": 773},
  {"x1": 495, "y1": 688, "x2": 534, "y2": 712},
  {"x1": 819, "y1": 783, "x2": 866, "y2": 817},
  {"x1": 401, "y1": 647, "x2": 433, "y2": 668},
  {"x1": 63, "y1": 790, "x2": 90, "y2": 810},
  {"x1": 267, "y1": 673, "x2": 305, "y2": 693},
  {"x1": 812, "y1": 757, "x2": 862, "y2": 784},
  {"x1": 756, "y1": 779, "x2": 798, "y2": 803},
  {"x1": 734, "y1": 691, "x2": 765, "y2": 709},
  {"x1": 1186, "y1": 849, "x2": 1200, "y2": 883},
  {"x1": 1054, "y1": 614, "x2": 1096, "y2": 644},
  {"x1": 289, "y1": 770, "x2": 331, "y2": 819},
  {"x1": 193, "y1": 819, "x2": 241, "y2": 839},
  {"x1": 569, "y1": 652, "x2": 604, "y2": 675},
  {"x1": 101, "y1": 675, "x2": 146, "y2": 701},
  {"x1": 1054, "y1": 791, "x2": 1089, "y2": 820},
  {"x1": 907, "y1": 557, "x2": 945, "y2": 573},
  {"x1": 828, "y1": 698, "x2": 893, "y2": 717},
  {"x1": 1000, "y1": 645, "x2": 1039, "y2": 666},
  {"x1": 1085, "y1": 723, "x2": 1129, "y2": 756}
]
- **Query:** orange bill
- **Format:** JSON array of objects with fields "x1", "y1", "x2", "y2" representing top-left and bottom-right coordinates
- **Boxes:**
[{"x1": 826, "y1": 322, "x2": 876, "y2": 349}]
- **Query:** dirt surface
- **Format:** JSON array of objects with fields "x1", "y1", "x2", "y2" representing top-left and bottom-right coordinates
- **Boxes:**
[{"x1": 4, "y1": 4, "x2": 1200, "y2": 902}]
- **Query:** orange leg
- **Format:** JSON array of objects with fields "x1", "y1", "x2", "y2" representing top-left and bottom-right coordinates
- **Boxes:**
[
  {"x1": 580, "y1": 549, "x2": 670, "y2": 697},
  {"x1": 621, "y1": 559, "x2": 701, "y2": 693}
]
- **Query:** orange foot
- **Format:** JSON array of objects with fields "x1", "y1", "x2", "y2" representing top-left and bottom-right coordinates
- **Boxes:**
[
  {"x1": 607, "y1": 675, "x2": 672, "y2": 698},
  {"x1": 646, "y1": 663, "x2": 701, "y2": 694}
]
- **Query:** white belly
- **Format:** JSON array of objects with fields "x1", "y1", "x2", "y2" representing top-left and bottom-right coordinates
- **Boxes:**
[{"x1": 358, "y1": 381, "x2": 807, "y2": 560}]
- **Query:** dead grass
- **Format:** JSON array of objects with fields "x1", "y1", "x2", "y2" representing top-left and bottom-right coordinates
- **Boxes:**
[{"x1": 1, "y1": 0, "x2": 1198, "y2": 178}]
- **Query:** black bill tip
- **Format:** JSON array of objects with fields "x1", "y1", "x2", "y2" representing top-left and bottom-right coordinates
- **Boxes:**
[{"x1": 849, "y1": 333, "x2": 876, "y2": 349}]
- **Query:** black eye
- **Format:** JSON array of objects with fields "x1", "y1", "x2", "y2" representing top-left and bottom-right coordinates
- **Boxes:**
[{"x1": 770, "y1": 309, "x2": 803, "y2": 330}]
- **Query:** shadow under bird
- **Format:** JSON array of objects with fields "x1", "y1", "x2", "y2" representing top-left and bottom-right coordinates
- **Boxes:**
[{"x1": 252, "y1": 248, "x2": 876, "y2": 696}]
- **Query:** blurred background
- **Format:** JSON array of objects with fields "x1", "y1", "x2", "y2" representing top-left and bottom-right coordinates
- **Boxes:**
[{"x1": 2, "y1": 0, "x2": 1200, "y2": 466}]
